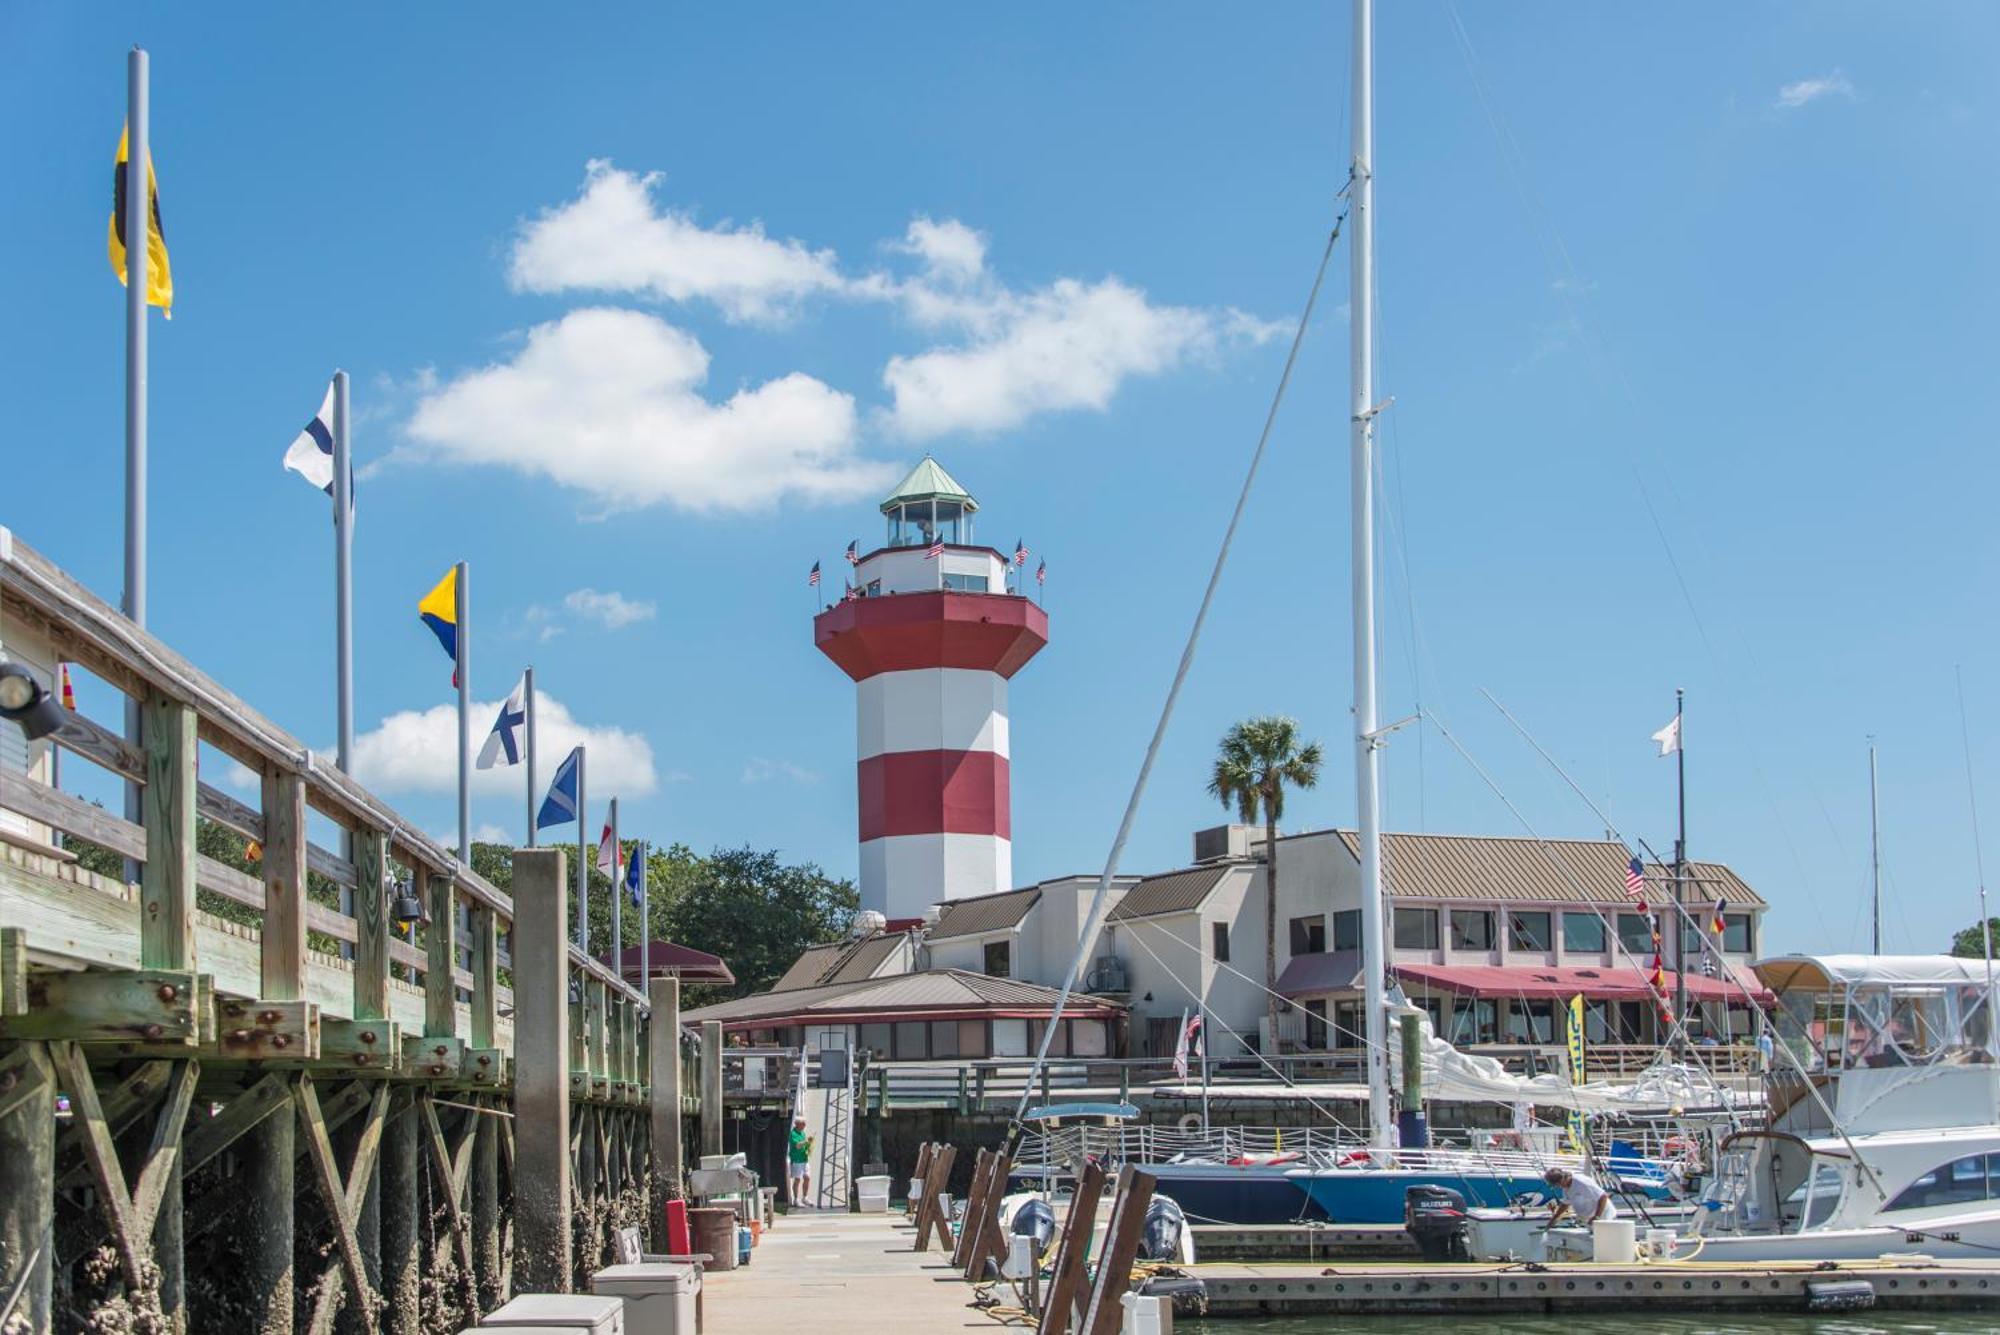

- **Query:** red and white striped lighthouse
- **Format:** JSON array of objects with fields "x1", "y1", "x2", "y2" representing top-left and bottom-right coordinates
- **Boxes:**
[{"x1": 815, "y1": 459, "x2": 1048, "y2": 920}]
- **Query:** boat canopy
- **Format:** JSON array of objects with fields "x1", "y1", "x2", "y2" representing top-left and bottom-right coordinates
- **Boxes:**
[{"x1": 1756, "y1": 955, "x2": 2000, "y2": 993}]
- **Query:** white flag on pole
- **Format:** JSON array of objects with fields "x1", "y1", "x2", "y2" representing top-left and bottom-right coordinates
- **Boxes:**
[
  {"x1": 596, "y1": 821, "x2": 619, "y2": 877},
  {"x1": 1171, "y1": 1008, "x2": 1192, "y2": 1081},
  {"x1": 1651, "y1": 715, "x2": 1681, "y2": 757},
  {"x1": 282, "y1": 379, "x2": 344, "y2": 503},
  {"x1": 475, "y1": 672, "x2": 529, "y2": 770}
]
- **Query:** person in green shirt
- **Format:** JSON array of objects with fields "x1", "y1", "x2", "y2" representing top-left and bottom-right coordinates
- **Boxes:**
[{"x1": 788, "y1": 1116, "x2": 813, "y2": 1206}]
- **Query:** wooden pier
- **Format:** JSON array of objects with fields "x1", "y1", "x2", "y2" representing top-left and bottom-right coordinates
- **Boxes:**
[{"x1": 0, "y1": 531, "x2": 703, "y2": 1333}]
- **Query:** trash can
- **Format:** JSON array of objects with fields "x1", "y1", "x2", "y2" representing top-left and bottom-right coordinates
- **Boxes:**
[
  {"x1": 480, "y1": 1292, "x2": 625, "y2": 1332},
  {"x1": 592, "y1": 1262, "x2": 699, "y2": 1335},
  {"x1": 689, "y1": 1207, "x2": 739, "y2": 1272},
  {"x1": 855, "y1": 1174, "x2": 892, "y2": 1213}
]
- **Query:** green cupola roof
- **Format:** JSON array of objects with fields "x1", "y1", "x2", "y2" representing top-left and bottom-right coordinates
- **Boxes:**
[{"x1": 879, "y1": 456, "x2": 977, "y2": 514}]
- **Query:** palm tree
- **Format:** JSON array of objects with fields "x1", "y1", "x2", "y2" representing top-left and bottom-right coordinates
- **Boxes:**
[{"x1": 1209, "y1": 716, "x2": 1324, "y2": 1051}]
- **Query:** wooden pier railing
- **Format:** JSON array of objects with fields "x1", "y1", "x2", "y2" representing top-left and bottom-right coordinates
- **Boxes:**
[{"x1": 0, "y1": 528, "x2": 702, "y2": 1333}]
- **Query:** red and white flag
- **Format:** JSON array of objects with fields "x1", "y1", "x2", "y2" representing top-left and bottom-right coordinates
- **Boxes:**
[
  {"x1": 1171, "y1": 1011, "x2": 1203, "y2": 1080},
  {"x1": 924, "y1": 537, "x2": 944, "y2": 560},
  {"x1": 596, "y1": 822, "x2": 620, "y2": 878}
]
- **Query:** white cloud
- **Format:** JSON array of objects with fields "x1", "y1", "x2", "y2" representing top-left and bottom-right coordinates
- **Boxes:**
[
  {"x1": 472, "y1": 823, "x2": 512, "y2": 845},
  {"x1": 563, "y1": 588, "x2": 656, "y2": 630},
  {"x1": 353, "y1": 691, "x2": 656, "y2": 797},
  {"x1": 224, "y1": 760, "x2": 260, "y2": 793},
  {"x1": 406, "y1": 307, "x2": 897, "y2": 513},
  {"x1": 895, "y1": 216, "x2": 987, "y2": 281},
  {"x1": 1775, "y1": 71, "x2": 1855, "y2": 110},
  {"x1": 510, "y1": 161, "x2": 845, "y2": 323},
  {"x1": 879, "y1": 276, "x2": 1283, "y2": 439},
  {"x1": 741, "y1": 757, "x2": 819, "y2": 785}
]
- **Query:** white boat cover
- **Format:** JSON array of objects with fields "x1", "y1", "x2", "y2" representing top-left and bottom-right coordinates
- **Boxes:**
[{"x1": 1754, "y1": 954, "x2": 2000, "y2": 991}]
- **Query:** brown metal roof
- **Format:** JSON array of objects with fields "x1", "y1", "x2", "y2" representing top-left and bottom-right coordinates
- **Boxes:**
[
  {"x1": 1328, "y1": 831, "x2": 1766, "y2": 909},
  {"x1": 1107, "y1": 865, "x2": 1235, "y2": 921},
  {"x1": 681, "y1": 968, "x2": 1125, "y2": 1029},
  {"x1": 929, "y1": 887, "x2": 1043, "y2": 940},
  {"x1": 824, "y1": 932, "x2": 906, "y2": 983},
  {"x1": 772, "y1": 942, "x2": 848, "y2": 992}
]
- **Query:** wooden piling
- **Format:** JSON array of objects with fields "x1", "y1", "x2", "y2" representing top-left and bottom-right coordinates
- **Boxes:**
[
  {"x1": 0, "y1": 1040, "x2": 55, "y2": 1333},
  {"x1": 237, "y1": 1086, "x2": 296, "y2": 1334},
  {"x1": 377, "y1": 1091, "x2": 421, "y2": 1335},
  {"x1": 648, "y1": 977, "x2": 683, "y2": 1241},
  {"x1": 1078, "y1": 1166, "x2": 1155, "y2": 1335},
  {"x1": 511, "y1": 848, "x2": 572, "y2": 1294},
  {"x1": 1035, "y1": 1158, "x2": 1106, "y2": 1335}
]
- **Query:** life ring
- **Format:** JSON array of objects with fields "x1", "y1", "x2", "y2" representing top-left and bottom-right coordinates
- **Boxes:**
[
  {"x1": 1177, "y1": 1114, "x2": 1205, "y2": 1134},
  {"x1": 1336, "y1": 1150, "x2": 1373, "y2": 1167}
]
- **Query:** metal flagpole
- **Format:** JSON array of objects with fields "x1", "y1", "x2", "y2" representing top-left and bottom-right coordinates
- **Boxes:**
[
  {"x1": 525, "y1": 666, "x2": 538, "y2": 848},
  {"x1": 455, "y1": 561, "x2": 470, "y2": 864},
  {"x1": 1672, "y1": 687, "x2": 1687, "y2": 1042},
  {"x1": 1350, "y1": 0, "x2": 1393, "y2": 1149},
  {"x1": 1869, "y1": 740, "x2": 1882, "y2": 954},
  {"x1": 121, "y1": 46, "x2": 150, "y2": 875},
  {"x1": 609, "y1": 796, "x2": 621, "y2": 959},
  {"x1": 637, "y1": 839, "x2": 649, "y2": 993},
  {"x1": 333, "y1": 370, "x2": 354, "y2": 772},
  {"x1": 1198, "y1": 1003, "x2": 1211, "y2": 1133},
  {"x1": 575, "y1": 747, "x2": 588, "y2": 952}
]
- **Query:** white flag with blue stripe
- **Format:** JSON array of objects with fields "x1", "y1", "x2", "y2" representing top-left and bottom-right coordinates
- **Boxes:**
[
  {"x1": 476, "y1": 672, "x2": 529, "y2": 770},
  {"x1": 282, "y1": 380, "x2": 337, "y2": 495}
]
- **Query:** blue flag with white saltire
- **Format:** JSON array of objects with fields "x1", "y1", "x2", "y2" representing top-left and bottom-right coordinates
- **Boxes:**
[
  {"x1": 536, "y1": 746, "x2": 581, "y2": 829},
  {"x1": 476, "y1": 672, "x2": 529, "y2": 770},
  {"x1": 625, "y1": 844, "x2": 643, "y2": 907}
]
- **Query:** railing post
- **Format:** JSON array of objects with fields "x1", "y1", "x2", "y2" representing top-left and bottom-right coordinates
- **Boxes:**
[
  {"x1": 251, "y1": 767, "x2": 307, "y2": 1333},
  {"x1": 352, "y1": 831, "x2": 390, "y2": 1024},
  {"x1": 423, "y1": 874, "x2": 456, "y2": 1038},
  {"x1": 466, "y1": 892, "x2": 503, "y2": 1309},
  {"x1": 511, "y1": 850, "x2": 573, "y2": 1293},
  {"x1": 139, "y1": 691, "x2": 196, "y2": 1327},
  {"x1": 648, "y1": 977, "x2": 683, "y2": 1243}
]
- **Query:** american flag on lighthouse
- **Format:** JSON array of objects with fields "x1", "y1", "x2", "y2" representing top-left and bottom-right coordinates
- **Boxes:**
[
  {"x1": 845, "y1": 540, "x2": 860, "y2": 565},
  {"x1": 1036, "y1": 559, "x2": 1046, "y2": 586},
  {"x1": 808, "y1": 561, "x2": 821, "y2": 587},
  {"x1": 924, "y1": 536, "x2": 945, "y2": 560},
  {"x1": 1014, "y1": 538, "x2": 1029, "y2": 568}
]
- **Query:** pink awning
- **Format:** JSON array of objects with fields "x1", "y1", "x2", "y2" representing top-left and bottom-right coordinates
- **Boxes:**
[{"x1": 1393, "y1": 962, "x2": 1771, "y2": 1006}]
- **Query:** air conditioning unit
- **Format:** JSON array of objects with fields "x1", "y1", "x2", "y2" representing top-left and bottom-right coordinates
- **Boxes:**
[
  {"x1": 1085, "y1": 956, "x2": 1129, "y2": 994},
  {"x1": 1193, "y1": 824, "x2": 1253, "y2": 864}
]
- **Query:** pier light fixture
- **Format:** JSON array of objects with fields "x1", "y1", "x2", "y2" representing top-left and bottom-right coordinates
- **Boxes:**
[
  {"x1": 390, "y1": 875, "x2": 426, "y2": 927},
  {"x1": 0, "y1": 661, "x2": 66, "y2": 741}
]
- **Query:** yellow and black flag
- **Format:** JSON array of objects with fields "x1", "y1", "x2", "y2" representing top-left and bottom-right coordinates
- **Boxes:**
[{"x1": 109, "y1": 125, "x2": 172, "y2": 317}]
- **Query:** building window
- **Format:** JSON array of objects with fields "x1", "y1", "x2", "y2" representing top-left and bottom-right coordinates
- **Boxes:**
[
  {"x1": 1072, "y1": 1019, "x2": 1109, "y2": 1057},
  {"x1": 1211, "y1": 921, "x2": 1230, "y2": 962},
  {"x1": 929, "y1": 1020, "x2": 960, "y2": 1058},
  {"x1": 1563, "y1": 912, "x2": 1607, "y2": 953},
  {"x1": 1393, "y1": 907, "x2": 1439, "y2": 950},
  {"x1": 983, "y1": 940, "x2": 1012, "y2": 978},
  {"x1": 1449, "y1": 910, "x2": 1495, "y2": 951},
  {"x1": 1332, "y1": 909, "x2": 1361, "y2": 951},
  {"x1": 1508, "y1": 911, "x2": 1553, "y2": 953},
  {"x1": 1304, "y1": 999, "x2": 1329, "y2": 1049},
  {"x1": 991, "y1": 1018, "x2": 1028, "y2": 1057},
  {"x1": 1617, "y1": 913, "x2": 1654, "y2": 954},
  {"x1": 943, "y1": 572, "x2": 989, "y2": 593},
  {"x1": 1509, "y1": 998, "x2": 1557, "y2": 1043},
  {"x1": 866, "y1": 579, "x2": 881, "y2": 597},
  {"x1": 1333, "y1": 1001, "x2": 1362, "y2": 1048},
  {"x1": 1289, "y1": 915, "x2": 1327, "y2": 955},
  {"x1": 893, "y1": 1021, "x2": 928, "y2": 1060},
  {"x1": 1449, "y1": 997, "x2": 1498, "y2": 1045},
  {"x1": 957, "y1": 1020, "x2": 989, "y2": 1058},
  {"x1": 858, "y1": 1022, "x2": 892, "y2": 1060},
  {"x1": 1031, "y1": 1019, "x2": 1071, "y2": 1057},
  {"x1": 1723, "y1": 913, "x2": 1754, "y2": 953}
]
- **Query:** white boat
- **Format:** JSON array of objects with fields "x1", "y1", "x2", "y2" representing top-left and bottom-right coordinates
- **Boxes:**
[{"x1": 1554, "y1": 954, "x2": 2000, "y2": 1261}]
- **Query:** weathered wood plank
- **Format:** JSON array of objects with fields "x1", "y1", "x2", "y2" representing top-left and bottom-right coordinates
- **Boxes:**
[
  {"x1": 423, "y1": 875, "x2": 456, "y2": 1039},
  {"x1": 1037, "y1": 1158, "x2": 1106, "y2": 1335},
  {"x1": 468, "y1": 904, "x2": 497, "y2": 1049},
  {"x1": 0, "y1": 1040, "x2": 55, "y2": 1331},
  {"x1": 0, "y1": 926, "x2": 23, "y2": 1015},
  {"x1": 128, "y1": 1059, "x2": 199, "y2": 1236},
  {"x1": 296, "y1": 1077, "x2": 380, "y2": 1335},
  {"x1": 262, "y1": 768, "x2": 309, "y2": 1000},
  {"x1": 419, "y1": 1092, "x2": 479, "y2": 1313},
  {"x1": 52, "y1": 1060, "x2": 173, "y2": 1190},
  {"x1": 1079, "y1": 1167, "x2": 1156, "y2": 1335},
  {"x1": 216, "y1": 997, "x2": 319, "y2": 1061},
  {"x1": 51, "y1": 1040, "x2": 149, "y2": 1288},
  {"x1": 352, "y1": 830, "x2": 389, "y2": 1022},
  {"x1": 141, "y1": 691, "x2": 198, "y2": 971},
  {"x1": 0, "y1": 968, "x2": 198, "y2": 1044}
]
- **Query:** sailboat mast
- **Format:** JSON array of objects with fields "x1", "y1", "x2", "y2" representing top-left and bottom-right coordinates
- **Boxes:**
[
  {"x1": 1349, "y1": 0, "x2": 1392, "y2": 1149},
  {"x1": 1869, "y1": 741, "x2": 1882, "y2": 954}
]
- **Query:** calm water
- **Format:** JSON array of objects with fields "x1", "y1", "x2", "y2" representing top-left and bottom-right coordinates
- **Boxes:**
[{"x1": 1184, "y1": 1317, "x2": 1994, "y2": 1335}]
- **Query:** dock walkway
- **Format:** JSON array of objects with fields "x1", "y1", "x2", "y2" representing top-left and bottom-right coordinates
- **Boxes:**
[{"x1": 702, "y1": 1210, "x2": 990, "y2": 1335}]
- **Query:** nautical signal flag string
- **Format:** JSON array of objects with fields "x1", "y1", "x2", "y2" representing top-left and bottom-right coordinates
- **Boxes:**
[
  {"x1": 418, "y1": 566, "x2": 460, "y2": 685},
  {"x1": 110, "y1": 125, "x2": 172, "y2": 316}
]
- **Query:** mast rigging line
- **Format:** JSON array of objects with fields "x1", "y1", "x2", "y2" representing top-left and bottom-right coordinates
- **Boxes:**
[{"x1": 1001, "y1": 216, "x2": 1347, "y2": 1146}]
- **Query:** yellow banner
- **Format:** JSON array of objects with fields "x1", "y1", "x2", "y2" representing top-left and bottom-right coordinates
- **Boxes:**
[
  {"x1": 1565, "y1": 994, "x2": 1587, "y2": 1154},
  {"x1": 109, "y1": 126, "x2": 173, "y2": 316}
]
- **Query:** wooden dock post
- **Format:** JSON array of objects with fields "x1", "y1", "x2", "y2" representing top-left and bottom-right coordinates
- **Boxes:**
[
  {"x1": 251, "y1": 766, "x2": 308, "y2": 1334},
  {"x1": 512, "y1": 849, "x2": 572, "y2": 1294},
  {"x1": 905, "y1": 1142, "x2": 933, "y2": 1218},
  {"x1": 142, "y1": 690, "x2": 197, "y2": 1333},
  {"x1": 699, "y1": 1021, "x2": 723, "y2": 1160},
  {"x1": 1035, "y1": 1158, "x2": 1106, "y2": 1335},
  {"x1": 911, "y1": 1143, "x2": 956, "y2": 1252},
  {"x1": 1078, "y1": 1166, "x2": 1155, "y2": 1335},
  {"x1": 951, "y1": 1148, "x2": 993, "y2": 1268},
  {"x1": 0, "y1": 1040, "x2": 55, "y2": 1332},
  {"x1": 378, "y1": 1091, "x2": 421, "y2": 1335},
  {"x1": 648, "y1": 977, "x2": 683, "y2": 1244}
]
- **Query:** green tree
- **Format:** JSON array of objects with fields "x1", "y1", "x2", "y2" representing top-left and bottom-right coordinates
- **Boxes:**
[
  {"x1": 1952, "y1": 919, "x2": 2000, "y2": 959},
  {"x1": 664, "y1": 845, "x2": 858, "y2": 1004},
  {"x1": 1209, "y1": 716, "x2": 1324, "y2": 1049}
]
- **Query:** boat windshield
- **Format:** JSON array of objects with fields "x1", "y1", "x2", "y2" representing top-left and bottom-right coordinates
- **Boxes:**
[
  {"x1": 1785, "y1": 1159, "x2": 1847, "y2": 1232},
  {"x1": 1772, "y1": 977, "x2": 1996, "y2": 1072}
]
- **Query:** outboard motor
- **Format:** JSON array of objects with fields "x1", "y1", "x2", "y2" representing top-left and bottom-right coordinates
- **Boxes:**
[
  {"x1": 1011, "y1": 1197, "x2": 1055, "y2": 1260},
  {"x1": 1139, "y1": 1195, "x2": 1187, "y2": 1264},
  {"x1": 1404, "y1": 1185, "x2": 1471, "y2": 1263}
]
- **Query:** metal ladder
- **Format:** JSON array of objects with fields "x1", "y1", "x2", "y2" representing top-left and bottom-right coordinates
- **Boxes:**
[{"x1": 812, "y1": 1051, "x2": 854, "y2": 1210}]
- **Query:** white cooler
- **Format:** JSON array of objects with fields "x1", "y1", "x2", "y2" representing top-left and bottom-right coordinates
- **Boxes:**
[
  {"x1": 855, "y1": 1174, "x2": 892, "y2": 1213},
  {"x1": 592, "y1": 1262, "x2": 698, "y2": 1335},
  {"x1": 481, "y1": 1293, "x2": 625, "y2": 1334}
]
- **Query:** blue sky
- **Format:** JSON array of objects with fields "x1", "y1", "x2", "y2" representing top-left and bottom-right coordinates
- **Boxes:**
[{"x1": 5, "y1": 4, "x2": 1999, "y2": 956}]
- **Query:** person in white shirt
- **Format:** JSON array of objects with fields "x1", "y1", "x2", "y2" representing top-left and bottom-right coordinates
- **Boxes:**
[{"x1": 1542, "y1": 1167, "x2": 1616, "y2": 1226}]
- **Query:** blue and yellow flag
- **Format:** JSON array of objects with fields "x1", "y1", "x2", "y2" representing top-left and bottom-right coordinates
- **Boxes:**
[
  {"x1": 109, "y1": 126, "x2": 172, "y2": 316},
  {"x1": 418, "y1": 566, "x2": 459, "y2": 664}
]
